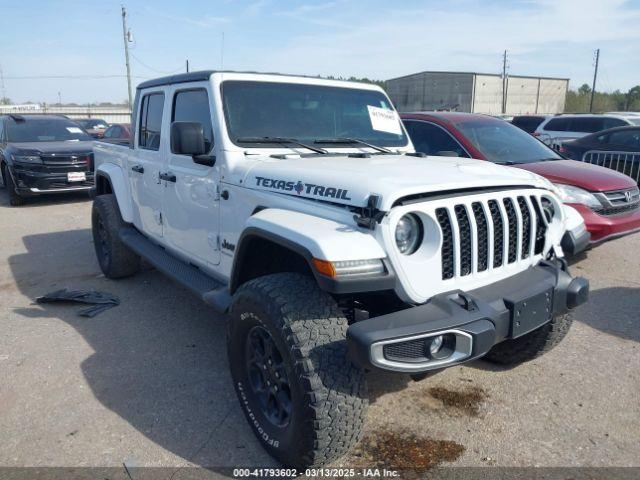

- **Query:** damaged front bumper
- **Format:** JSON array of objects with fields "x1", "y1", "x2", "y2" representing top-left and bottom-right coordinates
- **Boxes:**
[{"x1": 347, "y1": 260, "x2": 589, "y2": 373}]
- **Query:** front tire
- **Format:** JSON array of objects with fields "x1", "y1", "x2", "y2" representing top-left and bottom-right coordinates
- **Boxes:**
[
  {"x1": 228, "y1": 273, "x2": 367, "y2": 468},
  {"x1": 91, "y1": 194, "x2": 141, "y2": 278},
  {"x1": 483, "y1": 313, "x2": 573, "y2": 365},
  {"x1": 3, "y1": 165, "x2": 25, "y2": 206}
]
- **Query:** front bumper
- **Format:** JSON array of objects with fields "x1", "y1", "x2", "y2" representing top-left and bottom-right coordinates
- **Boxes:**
[
  {"x1": 347, "y1": 260, "x2": 588, "y2": 373},
  {"x1": 10, "y1": 165, "x2": 94, "y2": 196},
  {"x1": 568, "y1": 203, "x2": 640, "y2": 245}
]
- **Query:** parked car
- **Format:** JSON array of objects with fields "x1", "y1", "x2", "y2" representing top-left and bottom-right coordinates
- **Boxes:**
[
  {"x1": 102, "y1": 123, "x2": 131, "y2": 144},
  {"x1": 560, "y1": 126, "x2": 640, "y2": 184},
  {"x1": 0, "y1": 114, "x2": 94, "y2": 205},
  {"x1": 511, "y1": 115, "x2": 550, "y2": 134},
  {"x1": 76, "y1": 118, "x2": 109, "y2": 138},
  {"x1": 401, "y1": 112, "x2": 640, "y2": 250},
  {"x1": 533, "y1": 113, "x2": 640, "y2": 149},
  {"x1": 91, "y1": 71, "x2": 588, "y2": 468}
]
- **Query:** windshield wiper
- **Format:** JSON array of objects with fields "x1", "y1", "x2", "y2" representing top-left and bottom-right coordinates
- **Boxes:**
[
  {"x1": 313, "y1": 137, "x2": 392, "y2": 154},
  {"x1": 236, "y1": 136, "x2": 327, "y2": 154}
]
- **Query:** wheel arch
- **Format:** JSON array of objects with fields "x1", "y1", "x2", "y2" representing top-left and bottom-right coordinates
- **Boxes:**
[{"x1": 94, "y1": 164, "x2": 134, "y2": 223}]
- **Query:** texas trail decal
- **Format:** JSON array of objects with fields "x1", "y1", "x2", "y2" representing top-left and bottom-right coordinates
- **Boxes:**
[{"x1": 255, "y1": 176, "x2": 351, "y2": 201}]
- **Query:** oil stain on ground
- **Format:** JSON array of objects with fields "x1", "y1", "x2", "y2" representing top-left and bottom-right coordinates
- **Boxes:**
[
  {"x1": 348, "y1": 430, "x2": 465, "y2": 469},
  {"x1": 426, "y1": 386, "x2": 488, "y2": 416}
]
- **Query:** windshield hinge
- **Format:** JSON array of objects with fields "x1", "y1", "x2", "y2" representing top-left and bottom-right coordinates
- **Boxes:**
[{"x1": 354, "y1": 194, "x2": 385, "y2": 230}]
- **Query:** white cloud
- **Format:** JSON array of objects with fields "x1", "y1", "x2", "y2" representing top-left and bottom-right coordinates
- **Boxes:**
[{"x1": 260, "y1": 0, "x2": 640, "y2": 89}]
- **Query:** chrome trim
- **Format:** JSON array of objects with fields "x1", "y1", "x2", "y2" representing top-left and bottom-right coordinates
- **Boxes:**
[
  {"x1": 370, "y1": 329, "x2": 473, "y2": 372},
  {"x1": 29, "y1": 186, "x2": 92, "y2": 193}
]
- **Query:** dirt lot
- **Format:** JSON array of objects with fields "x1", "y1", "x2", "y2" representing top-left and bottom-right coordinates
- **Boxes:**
[{"x1": 0, "y1": 190, "x2": 639, "y2": 473}]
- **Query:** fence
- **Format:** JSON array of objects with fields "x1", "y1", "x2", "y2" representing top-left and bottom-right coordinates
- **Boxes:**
[
  {"x1": 0, "y1": 105, "x2": 131, "y2": 124},
  {"x1": 583, "y1": 150, "x2": 640, "y2": 184}
]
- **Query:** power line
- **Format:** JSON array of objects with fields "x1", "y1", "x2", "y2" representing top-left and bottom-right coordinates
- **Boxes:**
[{"x1": 130, "y1": 52, "x2": 183, "y2": 75}]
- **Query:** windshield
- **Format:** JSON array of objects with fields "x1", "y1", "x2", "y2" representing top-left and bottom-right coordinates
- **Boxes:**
[
  {"x1": 222, "y1": 81, "x2": 408, "y2": 148},
  {"x1": 7, "y1": 118, "x2": 92, "y2": 142},
  {"x1": 456, "y1": 119, "x2": 562, "y2": 164}
]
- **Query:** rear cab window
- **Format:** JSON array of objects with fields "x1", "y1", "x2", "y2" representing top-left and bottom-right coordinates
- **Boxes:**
[{"x1": 138, "y1": 92, "x2": 165, "y2": 150}]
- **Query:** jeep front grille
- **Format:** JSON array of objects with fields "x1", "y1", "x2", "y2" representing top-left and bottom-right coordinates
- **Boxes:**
[{"x1": 435, "y1": 194, "x2": 548, "y2": 281}]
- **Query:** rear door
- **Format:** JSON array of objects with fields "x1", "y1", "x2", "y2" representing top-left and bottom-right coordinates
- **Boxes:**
[
  {"x1": 128, "y1": 90, "x2": 166, "y2": 239},
  {"x1": 162, "y1": 84, "x2": 221, "y2": 267}
]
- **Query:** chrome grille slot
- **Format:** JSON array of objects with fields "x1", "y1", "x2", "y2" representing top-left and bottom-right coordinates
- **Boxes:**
[
  {"x1": 488, "y1": 200, "x2": 504, "y2": 268},
  {"x1": 471, "y1": 202, "x2": 489, "y2": 272},
  {"x1": 517, "y1": 196, "x2": 532, "y2": 259},
  {"x1": 454, "y1": 205, "x2": 473, "y2": 276},
  {"x1": 503, "y1": 198, "x2": 518, "y2": 264},
  {"x1": 436, "y1": 208, "x2": 455, "y2": 280}
]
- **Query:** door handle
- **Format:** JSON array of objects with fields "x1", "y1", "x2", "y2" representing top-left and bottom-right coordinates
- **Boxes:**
[
  {"x1": 159, "y1": 171, "x2": 177, "y2": 183},
  {"x1": 131, "y1": 165, "x2": 144, "y2": 174}
]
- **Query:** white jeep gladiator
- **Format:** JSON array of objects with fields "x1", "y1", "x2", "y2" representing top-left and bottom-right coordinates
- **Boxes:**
[{"x1": 91, "y1": 71, "x2": 589, "y2": 468}]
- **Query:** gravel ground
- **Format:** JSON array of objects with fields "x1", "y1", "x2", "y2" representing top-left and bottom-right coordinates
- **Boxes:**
[{"x1": 0, "y1": 189, "x2": 638, "y2": 474}]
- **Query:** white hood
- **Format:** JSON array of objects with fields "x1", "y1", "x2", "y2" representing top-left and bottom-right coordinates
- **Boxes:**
[{"x1": 238, "y1": 154, "x2": 553, "y2": 210}]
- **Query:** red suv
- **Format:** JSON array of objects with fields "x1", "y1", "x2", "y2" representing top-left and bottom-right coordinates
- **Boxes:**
[{"x1": 401, "y1": 112, "x2": 640, "y2": 254}]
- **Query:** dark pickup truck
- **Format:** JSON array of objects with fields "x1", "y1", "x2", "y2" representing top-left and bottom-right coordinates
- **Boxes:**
[{"x1": 0, "y1": 114, "x2": 94, "y2": 206}]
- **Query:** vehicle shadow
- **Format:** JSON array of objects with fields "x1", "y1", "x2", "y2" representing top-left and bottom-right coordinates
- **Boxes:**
[
  {"x1": 0, "y1": 187, "x2": 90, "y2": 209},
  {"x1": 7, "y1": 228, "x2": 277, "y2": 469}
]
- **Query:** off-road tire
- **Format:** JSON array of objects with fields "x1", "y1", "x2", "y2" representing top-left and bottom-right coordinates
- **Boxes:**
[
  {"x1": 3, "y1": 164, "x2": 25, "y2": 206},
  {"x1": 91, "y1": 194, "x2": 140, "y2": 278},
  {"x1": 484, "y1": 313, "x2": 573, "y2": 365},
  {"x1": 228, "y1": 273, "x2": 367, "y2": 468}
]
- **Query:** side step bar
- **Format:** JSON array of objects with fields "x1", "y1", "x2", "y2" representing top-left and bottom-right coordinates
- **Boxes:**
[{"x1": 119, "y1": 227, "x2": 231, "y2": 313}]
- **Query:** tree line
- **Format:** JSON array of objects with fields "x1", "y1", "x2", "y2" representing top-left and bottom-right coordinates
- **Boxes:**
[{"x1": 565, "y1": 84, "x2": 640, "y2": 113}]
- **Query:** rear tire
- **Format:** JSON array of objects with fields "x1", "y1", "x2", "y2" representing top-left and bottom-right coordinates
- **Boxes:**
[
  {"x1": 483, "y1": 313, "x2": 573, "y2": 365},
  {"x1": 228, "y1": 273, "x2": 367, "y2": 468},
  {"x1": 3, "y1": 165, "x2": 25, "y2": 206},
  {"x1": 91, "y1": 194, "x2": 140, "y2": 278}
]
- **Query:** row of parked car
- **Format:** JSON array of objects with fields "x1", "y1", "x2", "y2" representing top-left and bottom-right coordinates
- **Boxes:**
[{"x1": 0, "y1": 107, "x2": 639, "y2": 257}]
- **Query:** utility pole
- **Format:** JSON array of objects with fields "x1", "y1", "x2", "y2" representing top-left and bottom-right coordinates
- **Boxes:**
[
  {"x1": 57, "y1": 91, "x2": 61, "y2": 105},
  {"x1": 501, "y1": 50, "x2": 508, "y2": 114},
  {"x1": 186, "y1": 59, "x2": 190, "y2": 73},
  {"x1": 121, "y1": 5, "x2": 133, "y2": 112},
  {"x1": 589, "y1": 48, "x2": 600, "y2": 113},
  {"x1": 0, "y1": 64, "x2": 6, "y2": 102}
]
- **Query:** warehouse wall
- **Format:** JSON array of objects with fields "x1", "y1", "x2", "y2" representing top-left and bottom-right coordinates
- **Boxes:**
[
  {"x1": 387, "y1": 72, "x2": 474, "y2": 112},
  {"x1": 536, "y1": 79, "x2": 568, "y2": 114},
  {"x1": 472, "y1": 74, "x2": 504, "y2": 114}
]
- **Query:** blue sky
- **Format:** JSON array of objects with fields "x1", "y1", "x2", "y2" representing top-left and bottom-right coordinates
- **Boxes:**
[{"x1": 1, "y1": 0, "x2": 639, "y2": 104}]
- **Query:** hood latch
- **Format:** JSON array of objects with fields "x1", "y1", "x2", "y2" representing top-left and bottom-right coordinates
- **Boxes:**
[{"x1": 354, "y1": 194, "x2": 385, "y2": 230}]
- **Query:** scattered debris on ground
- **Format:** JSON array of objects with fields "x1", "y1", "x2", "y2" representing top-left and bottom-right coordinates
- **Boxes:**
[
  {"x1": 36, "y1": 289, "x2": 120, "y2": 317},
  {"x1": 426, "y1": 386, "x2": 488, "y2": 416},
  {"x1": 348, "y1": 430, "x2": 465, "y2": 469}
]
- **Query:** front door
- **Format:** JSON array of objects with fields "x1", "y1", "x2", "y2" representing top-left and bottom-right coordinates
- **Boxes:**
[
  {"x1": 128, "y1": 91, "x2": 166, "y2": 239},
  {"x1": 162, "y1": 85, "x2": 220, "y2": 267}
]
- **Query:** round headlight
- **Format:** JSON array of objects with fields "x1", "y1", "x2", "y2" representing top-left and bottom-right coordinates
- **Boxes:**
[
  {"x1": 395, "y1": 214, "x2": 422, "y2": 255},
  {"x1": 541, "y1": 197, "x2": 556, "y2": 223}
]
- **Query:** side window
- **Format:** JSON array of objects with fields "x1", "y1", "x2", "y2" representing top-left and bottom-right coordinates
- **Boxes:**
[
  {"x1": 103, "y1": 127, "x2": 113, "y2": 138},
  {"x1": 569, "y1": 117, "x2": 605, "y2": 133},
  {"x1": 609, "y1": 130, "x2": 640, "y2": 148},
  {"x1": 0, "y1": 119, "x2": 4, "y2": 143},
  {"x1": 543, "y1": 118, "x2": 569, "y2": 132},
  {"x1": 139, "y1": 92, "x2": 165, "y2": 150},
  {"x1": 603, "y1": 118, "x2": 628, "y2": 129},
  {"x1": 172, "y1": 89, "x2": 214, "y2": 152},
  {"x1": 403, "y1": 121, "x2": 468, "y2": 157}
]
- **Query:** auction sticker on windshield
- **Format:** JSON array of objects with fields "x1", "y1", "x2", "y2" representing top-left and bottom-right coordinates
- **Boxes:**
[{"x1": 367, "y1": 105, "x2": 402, "y2": 135}]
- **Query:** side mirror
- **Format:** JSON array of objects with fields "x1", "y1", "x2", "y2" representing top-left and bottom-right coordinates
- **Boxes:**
[
  {"x1": 170, "y1": 121, "x2": 216, "y2": 167},
  {"x1": 171, "y1": 121, "x2": 206, "y2": 155}
]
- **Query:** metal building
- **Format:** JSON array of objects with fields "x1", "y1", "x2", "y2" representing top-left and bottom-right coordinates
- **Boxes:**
[{"x1": 386, "y1": 71, "x2": 569, "y2": 115}]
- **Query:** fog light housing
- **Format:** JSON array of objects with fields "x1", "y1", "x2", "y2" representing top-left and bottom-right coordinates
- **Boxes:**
[{"x1": 427, "y1": 333, "x2": 456, "y2": 360}]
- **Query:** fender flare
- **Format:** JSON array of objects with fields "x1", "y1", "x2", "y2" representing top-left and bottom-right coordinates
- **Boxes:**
[
  {"x1": 95, "y1": 163, "x2": 134, "y2": 224},
  {"x1": 230, "y1": 208, "x2": 394, "y2": 294}
]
